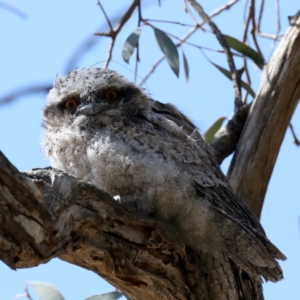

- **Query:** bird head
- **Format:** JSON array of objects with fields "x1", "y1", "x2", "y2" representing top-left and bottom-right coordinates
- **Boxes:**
[{"x1": 43, "y1": 68, "x2": 150, "y2": 131}]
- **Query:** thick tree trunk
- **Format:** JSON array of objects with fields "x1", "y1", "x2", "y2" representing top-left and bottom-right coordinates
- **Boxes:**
[{"x1": 227, "y1": 11, "x2": 300, "y2": 218}]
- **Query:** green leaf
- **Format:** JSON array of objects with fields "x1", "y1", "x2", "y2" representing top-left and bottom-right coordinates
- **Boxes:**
[
  {"x1": 30, "y1": 282, "x2": 65, "y2": 300},
  {"x1": 154, "y1": 28, "x2": 179, "y2": 77},
  {"x1": 212, "y1": 62, "x2": 256, "y2": 97},
  {"x1": 122, "y1": 27, "x2": 141, "y2": 64},
  {"x1": 85, "y1": 291, "x2": 123, "y2": 300},
  {"x1": 182, "y1": 51, "x2": 189, "y2": 82},
  {"x1": 223, "y1": 35, "x2": 264, "y2": 69},
  {"x1": 203, "y1": 117, "x2": 226, "y2": 144}
]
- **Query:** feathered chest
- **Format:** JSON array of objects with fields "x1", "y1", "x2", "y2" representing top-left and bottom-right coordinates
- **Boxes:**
[{"x1": 45, "y1": 112, "x2": 226, "y2": 192}]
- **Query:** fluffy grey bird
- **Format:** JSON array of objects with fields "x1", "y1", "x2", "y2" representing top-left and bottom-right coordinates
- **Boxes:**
[{"x1": 43, "y1": 68, "x2": 286, "y2": 300}]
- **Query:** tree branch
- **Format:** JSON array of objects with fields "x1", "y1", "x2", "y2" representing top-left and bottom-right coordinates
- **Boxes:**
[
  {"x1": 94, "y1": 0, "x2": 139, "y2": 68},
  {"x1": 0, "y1": 151, "x2": 204, "y2": 299},
  {"x1": 211, "y1": 103, "x2": 251, "y2": 164},
  {"x1": 289, "y1": 123, "x2": 300, "y2": 146},
  {"x1": 96, "y1": 0, "x2": 113, "y2": 31},
  {"x1": 227, "y1": 10, "x2": 300, "y2": 218}
]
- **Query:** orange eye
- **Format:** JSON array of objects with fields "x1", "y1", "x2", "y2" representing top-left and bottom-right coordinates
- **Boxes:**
[
  {"x1": 104, "y1": 89, "x2": 118, "y2": 102},
  {"x1": 64, "y1": 99, "x2": 78, "y2": 110}
]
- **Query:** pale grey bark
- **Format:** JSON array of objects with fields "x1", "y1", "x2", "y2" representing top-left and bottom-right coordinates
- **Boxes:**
[{"x1": 227, "y1": 11, "x2": 300, "y2": 217}]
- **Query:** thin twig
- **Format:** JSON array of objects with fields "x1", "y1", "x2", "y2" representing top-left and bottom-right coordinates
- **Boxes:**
[
  {"x1": 257, "y1": 32, "x2": 283, "y2": 40},
  {"x1": 139, "y1": 56, "x2": 166, "y2": 86},
  {"x1": 289, "y1": 124, "x2": 300, "y2": 146},
  {"x1": 183, "y1": 0, "x2": 198, "y2": 24},
  {"x1": 25, "y1": 285, "x2": 33, "y2": 300},
  {"x1": 144, "y1": 21, "x2": 197, "y2": 46},
  {"x1": 243, "y1": 2, "x2": 251, "y2": 42},
  {"x1": 144, "y1": 18, "x2": 194, "y2": 27},
  {"x1": 134, "y1": 2, "x2": 143, "y2": 83},
  {"x1": 275, "y1": 0, "x2": 281, "y2": 35},
  {"x1": 186, "y1": 0, "x2": 242, "y2": 110},
  {"x1": 249, "y1": 0, "x2": 264, "y2": 60},
  {"x1": 257, "y1": 0, "x2": 281, "y2": 41},
  {"x1": 242, "y1": 1, "x2": 252, "y2": 102},
  {"x1": 65, "y1": 4, "x2": 139, "y2": 73},
  {"x1": 112, "y1": 0, "x2": 139, "y2": 36},
  {"x1": 134, "y1": 41, "x2": 140, "y2": 83},
  {"x1": 95, "y1": 0, "x2": 139, "y2": 68},
  {"x1": 243, "y1": 58, "x2": 251, "y2": 103},
  {"x1": 257, "y1": 0, "x2": 264, "y2": 33},
  {"x1": 96, "y1": 0, "x2": 113, "y2": 31},
  {"x1": 13, "y1": 285, "x2": 34, "y2": 300},
  {"x1": 146, "y1": 21, "x2": 242, "y2": 55},
  {"x1": 209, "y1": 0, "x2": 239, "y2": 18},
  {"x1": 184, "y1": 0, "x2": 239, "y2": 24},
  {"x1": 243, "y1": 0, "x2": 250, "y2": 21},
  {"x1": 266, "y1": 0, "x2": 282, "y2": 59},
  {"x1": 104, "y1": 39, "x2": 115, "y2": 69}
]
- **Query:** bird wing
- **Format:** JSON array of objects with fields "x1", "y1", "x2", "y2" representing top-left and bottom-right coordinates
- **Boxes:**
[{"x1": 150, "y1": 100, "x2": 286, "y2": 282}]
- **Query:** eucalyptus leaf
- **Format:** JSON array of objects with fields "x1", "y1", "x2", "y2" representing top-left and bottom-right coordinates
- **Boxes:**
[
  {"x1": 204, "y1": 117, "x2": 226, "y2": 144},
  {"x1": 85, "y1": 291, "x2": 123, "y2": 300},
  {"x1": 212, "y1": 63, "x2": 256, "y2": 97},
  {"x1": 122, "y1": 27, "x2": 141, "y2": 64},
  {"x1": 30, "y1": 282, "x2": 65, "y2": 300},
  {"x1": 223, "y1": 35, "x2": 264, "y2": 69},
  {"x1": 182, "y1": 51, "x2": 189, "y2": 82},
  {"x1": 154, "y1": 28, "x2": 179, "y2": 77}
]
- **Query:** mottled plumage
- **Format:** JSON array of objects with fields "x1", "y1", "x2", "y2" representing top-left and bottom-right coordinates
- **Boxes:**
[{"x1": 43, "y1": 68, "x2": 286, "y2": 299}]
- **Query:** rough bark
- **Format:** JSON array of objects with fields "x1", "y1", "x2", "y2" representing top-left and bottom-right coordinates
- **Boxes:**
[
  {"x1": 0, "y1": 151, "x2": 201, "y2": 300},
  {"x1": 227, "y1": 11, "x2": 300, "y2": 218}
]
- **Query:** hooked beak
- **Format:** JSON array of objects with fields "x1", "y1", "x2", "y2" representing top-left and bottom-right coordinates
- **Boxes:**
[{"x1": 75, "y1": 103, "x2": 97, "y2": 116}]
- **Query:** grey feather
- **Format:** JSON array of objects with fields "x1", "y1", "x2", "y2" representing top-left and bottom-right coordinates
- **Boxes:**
[{"x1": 43, "y1": 68, "x2": 286, "y2": 300}]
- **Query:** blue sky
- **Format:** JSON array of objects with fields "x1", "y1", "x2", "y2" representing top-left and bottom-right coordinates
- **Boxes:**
[{"x1": 0, "y1": 1, "x2": 299, "y2": 299}]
